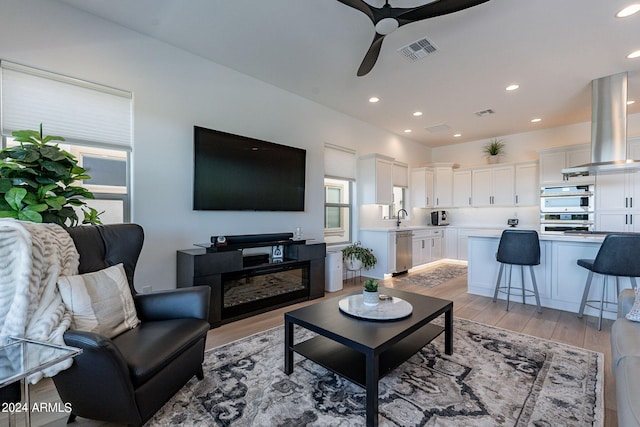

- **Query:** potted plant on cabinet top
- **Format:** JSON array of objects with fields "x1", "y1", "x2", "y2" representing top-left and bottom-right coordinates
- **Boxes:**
[
  {"x1": 363, "y1": 278, "x2": 379, "y2": 306},
  {"x1": 483, "y1": 138, "x2": 505, "y2": 164},
  {"x1": 342, "y1": 241, "x2": 377, "y2": 271},
  {"x1": 0, "y1": 125, "x2": 102, "y2": 227}
]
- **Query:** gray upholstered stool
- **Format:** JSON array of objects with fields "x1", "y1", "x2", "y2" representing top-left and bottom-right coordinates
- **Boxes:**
[
  {"x1": 577, "y1": 234, "x2": 640, "y2": 330},
  {"x1": 492, "y1": 229, "x2": 542, "y2": 313}
]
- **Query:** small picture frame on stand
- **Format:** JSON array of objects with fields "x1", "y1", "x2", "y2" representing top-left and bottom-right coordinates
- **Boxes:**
[{"x1": 272, "y1": 244, "x2": 284, "y2": 262}]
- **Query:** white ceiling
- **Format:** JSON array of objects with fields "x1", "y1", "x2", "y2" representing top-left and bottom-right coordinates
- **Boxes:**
[{"x1": 58, "y1": 0, "x2": 640, "y2": 147}]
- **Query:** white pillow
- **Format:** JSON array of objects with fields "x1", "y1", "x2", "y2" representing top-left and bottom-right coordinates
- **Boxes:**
[
  {"x1": 57, "y1": 263, "x2": 140, "y2": 338},
  {"x1": 626, "y1": 287, "x2": 640, "y2": 322}
]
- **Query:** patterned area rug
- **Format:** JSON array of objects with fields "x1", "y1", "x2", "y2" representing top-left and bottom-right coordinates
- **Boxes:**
[
  {"x1": 148, "y1": 318, "x2": 603, "y2": 426},
  {"x1": 395, "y1": 264, "x2": 468, "y2": 288}
]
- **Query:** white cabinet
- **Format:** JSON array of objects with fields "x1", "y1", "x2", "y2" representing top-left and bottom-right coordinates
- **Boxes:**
[
  {"x1": 471, "y1": 165, "x2": 514, "y2": 206},
  {"x1": 412, "y1": 229, "x2": 443, "y2": 267},
  {"x1": 538, "y1": 144, "x2": 591, "y2": 185},
  {"x1": 444, "y1": 227, "x2": 458, "y2": 259},
  {"x1": 410, "y1": 167, "x2": 434, "y2": 208},
  {"x1": 453, "y1": 170, "x2": 472, "y2": 207},
  {"x1": 434, "y1": 165, "x2": 453, "y2": 207},
  {"x1": 359, "y1": 154, "x2": 394, "y2": 205},
  {"x1": 595, "y1": 170, "x2": 640, "y2": 231},
  {"x1": 393, "y1": 161, "x2": 409, "y2": 187},
  {"x1": 515, "y1": 162, "x2": 539, "y2": 206}
]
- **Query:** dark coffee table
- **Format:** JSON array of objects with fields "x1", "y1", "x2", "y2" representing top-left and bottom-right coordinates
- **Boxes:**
[{"x1": 284, "y1": 288, "x2": 453, "y2": 427}]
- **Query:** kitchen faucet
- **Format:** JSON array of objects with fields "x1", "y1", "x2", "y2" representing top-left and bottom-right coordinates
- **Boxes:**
[{"x1": 396, "y1": 209, "x2": 408, "y2": 227}]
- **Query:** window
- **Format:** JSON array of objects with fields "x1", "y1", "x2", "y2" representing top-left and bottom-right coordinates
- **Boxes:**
[
  {"x1": 0, "y1": 61, "x2": 132, "y2": 224},
  {"x1": 382, "y1": 186, "x2": 407, "y2": 220},
  {"x1": 3, "y1": 137, "x2": 130, "y2": 224},
  {"x1": 324, "y1": 178, "x2": 352, "y2": 245}
]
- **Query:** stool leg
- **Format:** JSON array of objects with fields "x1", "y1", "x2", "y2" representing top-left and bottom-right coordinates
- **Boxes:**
[
  {"x1": 520, "y1": 265, "x2": 526, "y2": 305},
  {"x1": 578, "y1": 271, "x2": 594, "y2": 318},
  {"x1": 529, "y1": 266, "x2": 542, "y2": 313},
  {"x1": 506, "y1": 265, "x2": 513, "y2": 312},
  {"x1": 493, "y1": 263, "x2": 504, "y2": 302},
  {"x1": 598, "y1": 276, "x2": 606, "y2": 331}
]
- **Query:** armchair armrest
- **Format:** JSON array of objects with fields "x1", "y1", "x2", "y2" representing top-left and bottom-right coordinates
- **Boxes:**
[
  {"x1": 619, "y1": 288, "x2": 636, "y2": 318},
  {"x1": 135, "y1": 286, "x2": 211, "y2": 322}
]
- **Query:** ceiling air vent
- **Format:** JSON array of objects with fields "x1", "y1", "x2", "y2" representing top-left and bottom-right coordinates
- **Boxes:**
[
  {"x1": 425, "y1": 123, "x2": 451, "y2": 133},
  {"x1": 475, "y1": 108, "x2": 495, "y2": 117},
  {"x1": 398, "y1": 37, "x2": 437, "y2": 62}
]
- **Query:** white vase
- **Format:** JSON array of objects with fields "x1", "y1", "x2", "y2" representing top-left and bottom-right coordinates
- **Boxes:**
[
  {"x1": 345, "y1": 258, "x2": 363, "y2": 271},
  {"x1": 487, "y1": 155, "x2": 500, "y2": 164},
  {"x1": 363, "y1": 290, "x2": 379, "y2": 306}
]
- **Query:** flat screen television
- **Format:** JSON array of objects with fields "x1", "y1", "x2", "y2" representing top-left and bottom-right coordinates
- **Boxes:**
[{"x1": 193, "y1": 126, "x2": 306, "y2": 211}]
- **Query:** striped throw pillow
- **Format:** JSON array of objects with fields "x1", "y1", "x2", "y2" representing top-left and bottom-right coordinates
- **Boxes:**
[{"x1": 57, "y1": 263, "x2": 140, "y2": 338}]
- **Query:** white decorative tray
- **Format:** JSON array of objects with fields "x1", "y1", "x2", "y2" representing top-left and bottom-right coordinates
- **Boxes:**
[{"x1": 338, "y1": 294, "x2": 413, "y2": 320}]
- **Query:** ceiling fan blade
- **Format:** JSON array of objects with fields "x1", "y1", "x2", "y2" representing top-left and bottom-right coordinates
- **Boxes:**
[
  {"x1": 357, "y1": 33, "x2": 385, "y2": 77},
  {"x1": 335, "y1": 0, "x2": 375, "y2": 21},
  {"x1": 398, "y1": 0, "x2": 490, "y2": 22}
]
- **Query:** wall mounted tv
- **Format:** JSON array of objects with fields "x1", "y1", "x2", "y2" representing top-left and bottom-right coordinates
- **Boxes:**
[{"x1": 193, "y1": 126, "x2": 306, "y2": 211}]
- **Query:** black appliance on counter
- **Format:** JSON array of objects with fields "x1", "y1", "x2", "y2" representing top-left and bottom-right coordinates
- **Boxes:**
[{"x1": 431, "y1": 210, "x2": 449, "y2": 226}]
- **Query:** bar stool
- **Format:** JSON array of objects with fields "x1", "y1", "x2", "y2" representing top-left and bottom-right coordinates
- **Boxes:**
[
  {"x1": 492, "y1": 229, "x2": 542, "y2": 313},
  {"x1": 577, "y1": 234, "x2": 640, "y2": 330}
]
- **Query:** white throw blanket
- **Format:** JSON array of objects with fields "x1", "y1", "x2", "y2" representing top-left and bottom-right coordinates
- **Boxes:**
[{"x1": 0, "y1": 219, "x2": 79, "y2": 383}]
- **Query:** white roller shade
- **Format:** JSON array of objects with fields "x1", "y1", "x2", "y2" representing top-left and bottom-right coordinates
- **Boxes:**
[
  {"x1": 393, "y1": 162, "x2": 409, "y2": 187},
  {"x1": 324, "y1": 143, "x2": 356, "y2": 180},
  {"x1": 1, "y1": 61, "x2": 132, "y2": 150}
]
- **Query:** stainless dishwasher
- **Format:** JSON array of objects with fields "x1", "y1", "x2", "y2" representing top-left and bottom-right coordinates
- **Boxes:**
[{"x1": 394, "y1": 230, "x2": 413, "y2": 275}]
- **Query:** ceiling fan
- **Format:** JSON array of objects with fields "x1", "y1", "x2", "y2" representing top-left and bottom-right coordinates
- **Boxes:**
[{"x1": 337, "y1": 0, "x2": 491, "y2": 76}]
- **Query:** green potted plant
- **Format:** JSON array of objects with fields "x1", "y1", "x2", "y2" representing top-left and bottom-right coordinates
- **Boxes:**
[
  {"x1": 0, "y1": 125, "x2": 102, "y2": 227},
  {"x1": 363, "y1": 278, "x2": 379, "y2": 305},
  {"x1": 483, "y1": 138, "x2": 505, "y2": 164},
  {"x1": 342, "y1": 241, "x2": 377, "y2": 271}
]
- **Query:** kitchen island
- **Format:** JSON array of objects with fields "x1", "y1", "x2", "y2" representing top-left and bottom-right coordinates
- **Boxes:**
[{"x1": 467, "y1": 231, "x2": 625, "y2": 319}]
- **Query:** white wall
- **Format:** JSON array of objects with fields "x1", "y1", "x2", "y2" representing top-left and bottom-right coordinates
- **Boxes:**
[
  {"x1": 432, "y1": 115, "x2": 640, "y2": 168},
  {"x1": 0, "y1": 0, "x2": 431, "y2": 291}
]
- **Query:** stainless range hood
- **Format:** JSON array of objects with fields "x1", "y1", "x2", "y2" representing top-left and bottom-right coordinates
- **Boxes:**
[{"x1": 562, "y1": 72, "x2": 636, "y2": 178}]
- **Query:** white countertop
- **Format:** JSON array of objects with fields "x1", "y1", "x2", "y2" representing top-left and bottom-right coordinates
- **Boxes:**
[
  {"x1": 467, "y1": 230, "x2": 606, "y2": 243},
  {"x1": 360, "y1": 225, "x2": 447, "y2": 232}
]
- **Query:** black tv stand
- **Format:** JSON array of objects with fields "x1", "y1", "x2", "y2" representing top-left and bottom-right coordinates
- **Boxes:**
[{"x1": 177, "y1": 233, "x2": 325, "y2": 328}]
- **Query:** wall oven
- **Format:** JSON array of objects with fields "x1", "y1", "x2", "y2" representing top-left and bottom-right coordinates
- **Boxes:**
[{"x1": 540, "y1": 185, "x2": 595, "y2": 233}]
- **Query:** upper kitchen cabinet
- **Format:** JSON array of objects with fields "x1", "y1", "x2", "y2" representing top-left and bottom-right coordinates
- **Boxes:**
[
  {"x1": 392, "y1": 161, "x2": 409, "y2": 188},
  {"x1": 434, "y1": 164, "x2": 454, "y2": 208},
  {"x1": 514, "y1": 162, "x2": 539, "y2": 206},
  {"x1": 410, "y1": 167, "x2": 434, "y2": 208},
  {"x1": 471, "y1": 165, "x2": 514, "y2": 206},
  {"x1": 453, "y1": 169, "x2": 472, "y2": 208},
  {"x1": 538, "y1": 144, "x2": 591, "y2": 185},
  {"x1": 359, "y1": 154, "x2": 394, "y2": 205},
  {"x1": 453, "y1": 169, "x2": 472, "y2": 207}
]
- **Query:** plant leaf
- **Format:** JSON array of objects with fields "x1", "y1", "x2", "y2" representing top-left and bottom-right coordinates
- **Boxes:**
[
  {"x1": 18, "y1": 209, "x2": 42, "y2": 223},
  {"x1": 23, "y1": 203, "x2": 48, "y2": 212},
  {"x1": 0, "y1": 210, "x2": 18, "y2": 219},
  {"x1": 5, "y1": 187, "x2": 27, "y2": 210}
]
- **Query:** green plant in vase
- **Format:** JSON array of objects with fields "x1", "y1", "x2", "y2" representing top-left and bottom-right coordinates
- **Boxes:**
[
  {"x1": 483, "y1": 138, "x2": 505, "y2": 163},
  {"x1": 362, "y1": 278, "x2": 379, "y2": 306},
  {"x1": 0, "y1": 125, "x2": 102, "y2": 227},
  {"x1": 342, "y1": 241, "x2": 377, "y2": 271}
]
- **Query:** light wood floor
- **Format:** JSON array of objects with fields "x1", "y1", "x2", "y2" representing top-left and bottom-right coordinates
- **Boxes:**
[{"x1": 6, "y1": 268, "x2": 617, "y2": 426}]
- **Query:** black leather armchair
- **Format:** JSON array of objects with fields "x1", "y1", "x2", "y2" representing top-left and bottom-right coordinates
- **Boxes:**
[{"x1": 52, "y1": 224, "x2": 211, "y2": 426}]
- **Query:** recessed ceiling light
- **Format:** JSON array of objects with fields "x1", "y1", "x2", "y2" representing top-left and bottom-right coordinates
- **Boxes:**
[
  {"x1": 413, "y1": 111, "x2": 423, "y2": 117},
  {"x1": 628, "y1": 50, "x2": 640, "y2": 59},
  {"x1": 628, "y1": 100, "x2": 636, "y2": 105},
  {"x1": 531, "y1": 118, "x2": 542, "y2": 123},
  {"x1": 403, "y1": 129, "x2": 412, "y2": 133},
  {"x1": 369, "y1": 97, "x2": 380, "y2": 103},
  {"x1": 506, "y1": 84, "x2": 520, "y2": 91},
  {"x1": 453, "y1": 133, "x2": 461, "y2": 137},
  {"x1": 617, "y1": 4, "x2": 640, "y2": 17}
]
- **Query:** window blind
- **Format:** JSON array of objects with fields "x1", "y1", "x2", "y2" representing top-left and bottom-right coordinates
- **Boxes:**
[
  {"x1": 324, "y1": 143, "x2": 356, "y2": 180},
  {"x1": 0, "y1": 60, "x2": 132, "y2": 150}
]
